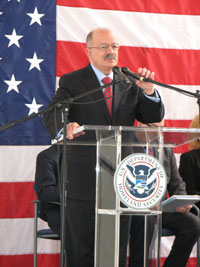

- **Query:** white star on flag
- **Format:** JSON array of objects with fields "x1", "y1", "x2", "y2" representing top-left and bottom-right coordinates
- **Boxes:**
[
  {"x1": 0, "y1": 12, "x2": 3, "y2": 15},
  {"x1": 26, "y1": 52, "x2": 44, "y2": 71},
  {"x1": 27, "y1": 7, "x2": 45, "y2": 26},
  {"x1": 4, "y1": 74, "x2": 22, "y2": 93},
  {"x1": 5, "y1": 28, "x2": 23, "y2": 48},
  {"x1": 8, "y1": 0, "x2": 21, "y2": 2},
  {"x1": 25, "y1": 97, "x2": 43, "y2": 115}
]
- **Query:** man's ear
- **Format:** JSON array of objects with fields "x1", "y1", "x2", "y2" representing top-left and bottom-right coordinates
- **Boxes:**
[{"x1": 86, "y1": 48, "x2": 91, "y2": 58}]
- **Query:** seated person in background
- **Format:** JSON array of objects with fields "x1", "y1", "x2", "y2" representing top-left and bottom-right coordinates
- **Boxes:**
[
  {"x1": 179, "y1": 114, "x2": 200, "y2": 209},
  {"x1": 34, "y1": 144, "x2": 62, "y2": 235},
  {"x1": 129, "y1": 121, "x2": 200, "y2": 267}
]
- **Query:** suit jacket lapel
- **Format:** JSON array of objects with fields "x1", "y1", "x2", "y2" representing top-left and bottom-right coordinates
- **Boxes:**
[
  {"x1": 83, "y1": 64, "x2": 112, "y2": 123},
  {"x1": 113, "y1": 74, "x2": 130, "y2": 118},
  {"x1": 113, "y1": 79, "x2": 123, "y2": 116}
]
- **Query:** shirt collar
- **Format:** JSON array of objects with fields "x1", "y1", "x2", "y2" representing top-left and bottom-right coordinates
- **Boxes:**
[{"x1": 90, "y1": 63, "x2": 113, "y2": 84}]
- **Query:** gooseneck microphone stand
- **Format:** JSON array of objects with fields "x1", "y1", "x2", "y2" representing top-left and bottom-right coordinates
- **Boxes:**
[{"x1": 59, "y1": 104, "x2": 68, "y2": 267}]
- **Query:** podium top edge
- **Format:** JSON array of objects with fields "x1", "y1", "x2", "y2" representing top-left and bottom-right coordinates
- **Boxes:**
[{"x1": 74, "y1": 125, "x2": 200, "y2": 134}]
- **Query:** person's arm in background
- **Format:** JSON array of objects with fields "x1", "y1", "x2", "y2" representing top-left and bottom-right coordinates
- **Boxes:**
[
  {"x1": 35, "y1": 149, "x2": 60, "y2": 202},
  {"x1": 166, "y1": 148, "x2": 192, "y2": 213},
  {"x1": 167, "y1": 148, "x2": 187, "y2": 196}
]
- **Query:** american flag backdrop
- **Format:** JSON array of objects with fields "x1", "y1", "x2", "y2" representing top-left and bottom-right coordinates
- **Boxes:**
[{"x1": 0, "y1": 0, "x2": 200, "y2": 266}]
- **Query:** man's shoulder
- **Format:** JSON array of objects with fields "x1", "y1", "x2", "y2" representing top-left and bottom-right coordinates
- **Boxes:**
[
  {"x1": 37, "y1": 145, "x2": 62, "y2": 161},
  {"x1": 181, "y1": 149, "x2": 200, "y2": 160},
  {"x1": 163, "y1": 147, "x2": 174, "y2": 157}
]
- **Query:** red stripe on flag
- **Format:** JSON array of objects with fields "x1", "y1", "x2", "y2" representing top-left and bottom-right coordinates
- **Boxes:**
[
  {"x1": 157, "y1": 120, "x2": 191, "y2": 154},
  {"x1": 57, "y1": 42, "x2": 200, "y2": 85},
  {"x1": 165, "y1": 120, "x2": 191, "y2": 128},
  {"x1": 135, "y1": 119, "x2": 192, "y2": 128},
  {"x1": 119, "y1": 47, "x2": 200, "y2": 85},
  {"x1": 0, "y1": 254, "x2": 60, "y2": 267},
  {"x1": 57, "y1": 0, "x2": 200, "y2": 15},
  {"x1": 56, "y1": 41, "x2": 89, "y2": 77},
  {"x1": 174, "y1": 143, "x2": 189, "y2": 154},
  {"x1": 160, "y1": 257, "x2": 197, "y2": 267},
  {"x1": 0, "y1": 182, "x2": 36, "y2": 219},
  {"x1": 165, "y1": 120, "x2": 191, "y2": 154},
  {"x1": 2, "y1": 255, "x2": 197, "y2": 267},
  {"x1": 135, "y1": 119, "x2": 191, "y2": 154}
]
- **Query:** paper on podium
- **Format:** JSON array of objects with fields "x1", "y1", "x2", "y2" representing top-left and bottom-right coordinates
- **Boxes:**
[
  {"x1": 74, "y1": 125, "x2": 85, "y2": 134},
  {"x1": 162, "y1": 195, "x2": 200, "y2": 212}
]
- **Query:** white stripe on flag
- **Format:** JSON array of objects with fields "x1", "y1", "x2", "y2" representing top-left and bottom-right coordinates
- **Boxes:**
[
  {"x1": 161, "y1": 237, "x2": 197, "y2": 258},
  {"x1": 158, "y1": 85, "x2": 199, "y2": 120},
  {"x1": 0, "y1": 218, "x2": 60, "y2": 255},
  {"x1": 57, "y1": 6, "x2": 200, "y2": 49},
  {"x1": 0, "y1": 146, "x2": 49, "y2": 182}
]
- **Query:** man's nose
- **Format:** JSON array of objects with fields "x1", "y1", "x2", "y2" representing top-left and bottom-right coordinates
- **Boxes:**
[{"x1": 107, "y1": 45, "x2": 115, "y2": 52}]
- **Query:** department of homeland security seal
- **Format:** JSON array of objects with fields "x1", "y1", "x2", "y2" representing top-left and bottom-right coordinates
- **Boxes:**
[{"x1": 114, "y1": 153, "x2": 167, "y2": 210}]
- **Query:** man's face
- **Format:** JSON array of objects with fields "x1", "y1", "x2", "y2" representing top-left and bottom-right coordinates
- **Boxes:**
[{"x1": 86, "y1": 29, "x2": 119, "y2": 75}]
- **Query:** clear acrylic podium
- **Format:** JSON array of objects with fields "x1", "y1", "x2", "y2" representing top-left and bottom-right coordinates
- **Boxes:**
[{"x1": 73, "y1": 125, "x2": 200, "y2": 267}]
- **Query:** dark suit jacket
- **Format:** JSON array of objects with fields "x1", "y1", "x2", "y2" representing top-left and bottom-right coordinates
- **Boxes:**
[
  {"x1": 35, "y1": 144, "x2": 62, "y2": 203},
  {"x1": 43, "y1": 64, "x2": 165, "y2": 201},
  {"x1": 179, "y1": 149, "x2": 200, "y2": 208},
  {"x1": 133, "y1": 146, "x2": 187, "y2": 198},
  {"x1": 34, "y1": 144, "x2": 63, "y2": 234},
  {"x1": 154, "y1": 147, "x2": 187, "y2": 198}
]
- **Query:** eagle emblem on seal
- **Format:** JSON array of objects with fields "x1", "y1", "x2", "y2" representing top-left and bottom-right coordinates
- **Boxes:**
[{"x1": 125, "y1": 164, "x2": 157, "y2": 197}]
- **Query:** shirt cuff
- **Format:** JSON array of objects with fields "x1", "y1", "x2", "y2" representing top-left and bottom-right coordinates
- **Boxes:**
[
  {"x1": 55, "y1": 128, "x2": 63, "y2": 140},
  {"x1": 144, "y1": 89, "x2": 160, "y2": 103}
]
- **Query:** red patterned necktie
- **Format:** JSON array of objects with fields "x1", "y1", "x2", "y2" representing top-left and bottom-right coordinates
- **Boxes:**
[
  {"x1": 149, "y1": 147, "x2": 154, "y2": 156},
  {"x1": 102, "y1": 77, "x2": 113, "y2": 117}
]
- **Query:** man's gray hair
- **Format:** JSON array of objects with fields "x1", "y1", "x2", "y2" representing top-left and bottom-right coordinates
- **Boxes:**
[{"x1": 86, "y1": 28, "x2": 112, "y2": 47}]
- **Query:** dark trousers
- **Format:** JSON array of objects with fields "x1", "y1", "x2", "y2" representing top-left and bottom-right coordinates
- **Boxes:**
[
  {"x1": 65, "y1": 199, "x2": 130, "y2": 267},
  {"x1": 129, "y1": 212, "x2": 200, "y2": 267},
  {"x1": 162, "y1": 212, "x2": 200, "y2": 267},
  {"x1": 47, "y1": 207, "x2": 60, "y2": 235},
  {"x1": 129, "y1": 216, "x2": 155, "y2": 267}
]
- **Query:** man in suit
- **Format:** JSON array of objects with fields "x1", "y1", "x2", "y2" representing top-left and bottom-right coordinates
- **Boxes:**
[
  {"x1": 129, "y1": 121, "x2": 200, "y2": 267},
  {"x1": 179, "y1": 114, "x2": 200, "y2": 210},
  {"x1": 34, "y1": 144, "x2": 62, "y2": 235},
  {"x1": 43, "y1": 28, "x2": 165, "y2": 267}
]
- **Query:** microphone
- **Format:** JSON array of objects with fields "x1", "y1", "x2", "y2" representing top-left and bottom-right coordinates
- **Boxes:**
[
  {"x1": 112, "y1": 66, "x2": 132, "y2": 84},
  {"x1": 121, "y1": 67, "x2": 152, "y2": 83}
]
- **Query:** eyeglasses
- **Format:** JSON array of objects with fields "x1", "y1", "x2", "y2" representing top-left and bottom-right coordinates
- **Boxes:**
[{"x1": 87, "y1": 43, "x2": 120, "y2": 51}]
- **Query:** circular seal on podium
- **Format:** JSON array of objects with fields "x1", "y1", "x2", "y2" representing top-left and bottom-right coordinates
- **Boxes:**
[{"x1": 114, "y1": 153, "x2": 167, "y2": 210}]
